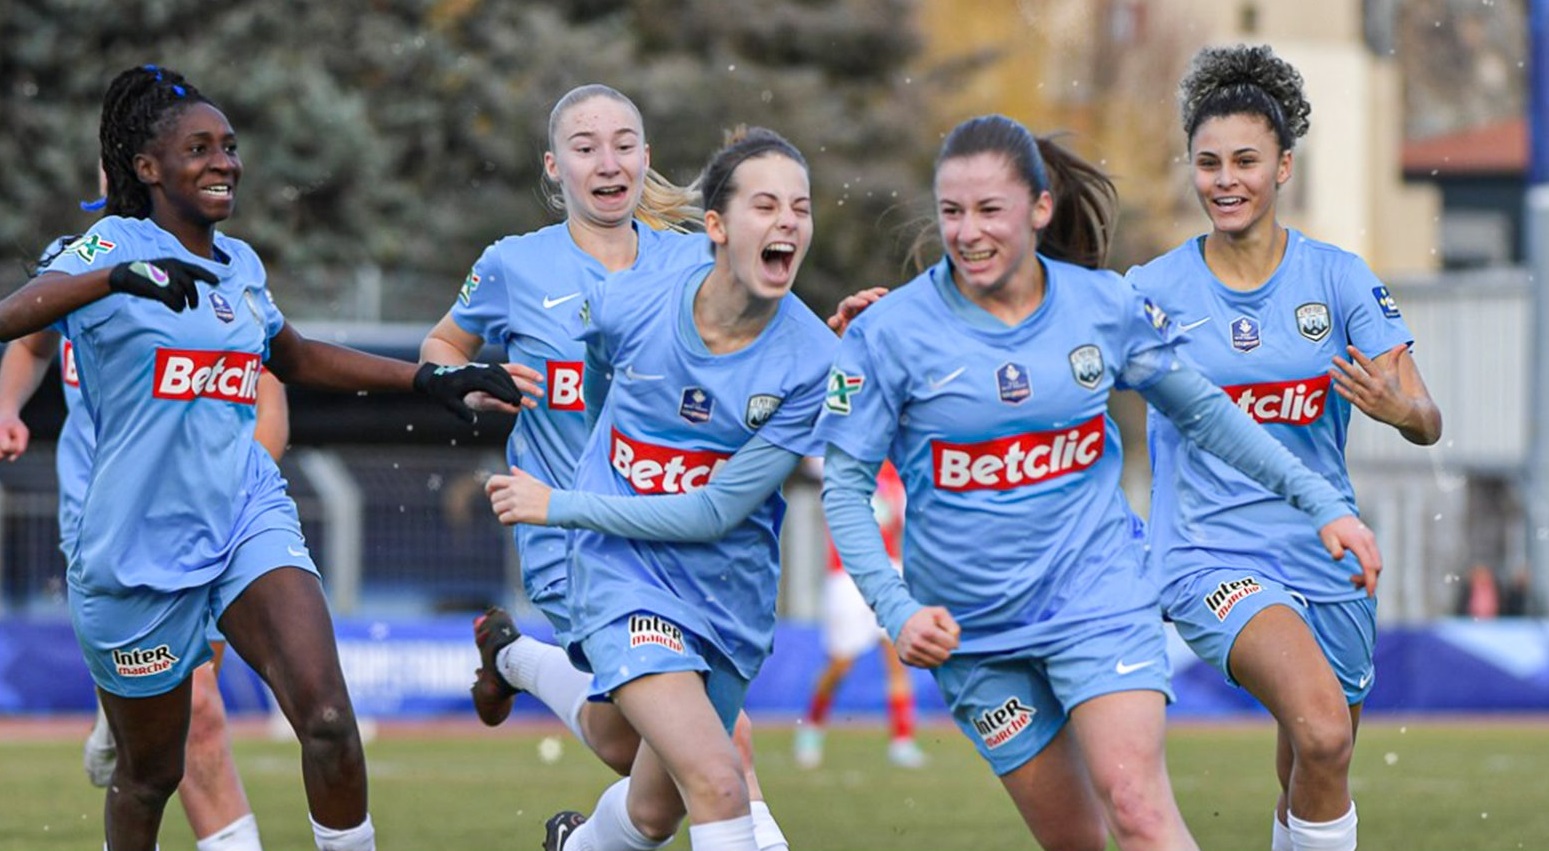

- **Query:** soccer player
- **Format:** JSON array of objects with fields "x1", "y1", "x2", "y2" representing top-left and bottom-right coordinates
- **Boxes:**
[
  {"x1": 0, "y1": 64, "x2": 525, "y2": 851},
  {"x1": 1126, "y1": 45, "x2": 1442, "y2": 851},
  {"x1": 814, "y1": 114, "x2": 1382, "y2": 851},
  {"x1": 793, "y1": 458, "x2": 925, "y2": 770},
  {"x1": 484, "y1": 126, "x2": 832, "y2": 851},
  {"x1": 0, "y1": 311, "x2": 286, "y2": 851},
  {"x1": 420, "y1": 84, "x2": 789, "y2": 851}
]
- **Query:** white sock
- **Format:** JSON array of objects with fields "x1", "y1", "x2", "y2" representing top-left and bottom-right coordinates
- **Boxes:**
[
  {"x1": 568, "y1": 778, "x2": 671, "y2": 851},
  {"x1": 310, "y1": 814, "x2": 375, "y2": 851},
  {"x1": 497, "y1": 636, "x2": 591, "y2": 743},
  {"x1": 197, "y1": 813, "x2": 263, "y2": 851},
  {"x1": 688, "y1": 815, "x2": 758, "y2": 851},
  {"x1": 1272, "y1": 811, "x2": 1292, "y2": 851},
  {"x1": 1289, "y1": 802, "x2": 1357, "y2": 851},
  {"x1": 749, "y1": 801, "x2": 789, "y2": 851}
]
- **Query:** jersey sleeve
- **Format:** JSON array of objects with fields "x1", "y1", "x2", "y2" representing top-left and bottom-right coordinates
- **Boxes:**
[
  {"x1": 812, "y1": 321, "x2": 901, "y2": 463},
  {"x1": 1338, "y1": 254, "x2": 1414, "y2": 357},
  {"x1": 448, "y1": 243, "x2": 509, "y2": 344},
  {"x1": 46, "y1": 221, "x2": 133, "y2": 341}
]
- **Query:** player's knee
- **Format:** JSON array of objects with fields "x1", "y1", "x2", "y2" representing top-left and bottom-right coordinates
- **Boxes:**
[
  {"x1": 627, "y1": 795, "x2": 686, "y2": 842},
  {"x1": 290, "y1": 698, "x2": 361, "y2": 754},
  {"x1": 1100, "y1": 778, "x2": 1172, "y2": 846},
  {"x1": 119, "y1": 749, "x2": 186, "y2": 805},
  {"x1": 678, "y1": 758, "x2": 750, "y2": 821},
  {"x1": 1290, "y1": 715, "x2": 1354, "y2": 772}
]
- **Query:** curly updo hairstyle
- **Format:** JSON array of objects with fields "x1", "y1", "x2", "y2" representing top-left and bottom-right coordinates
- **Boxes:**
[{"x1": 1178, "y1": 44, "x2": 1311, "y2": 152}]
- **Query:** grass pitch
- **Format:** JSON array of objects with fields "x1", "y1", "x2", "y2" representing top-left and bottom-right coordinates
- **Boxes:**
[{"x1": 2, "y1": 717, "x2": 1546, "y2": 849}]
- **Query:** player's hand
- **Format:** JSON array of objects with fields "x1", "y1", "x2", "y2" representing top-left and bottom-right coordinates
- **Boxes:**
[
  {"x1": 895, "y1": 606, "x2": 960, "y2": 668},
  {"x1": 414, "y1": 362, "x2": 521, "y2": 423},
  {"x1": 464, "y1": 363, "x2": 544, "y2": 414},
  {"x1": 1331, "y1": 344, "x2": 1413, "y2": 427},
  {"x1": 107, "y1": 258, "x2": 215, "y2": 312},
  {"x1": 486, "y1": 466, "x2": 551, "y2": 526},
  {"x1": 1318, "y1": 514, "x2": 1382, "y2": 596},
  {"x1": 0, "y1": 415, "x2": 30, "y2": 461},
  {"x1": 826, "y1": 287, "x2": 889, "y2": 335}
]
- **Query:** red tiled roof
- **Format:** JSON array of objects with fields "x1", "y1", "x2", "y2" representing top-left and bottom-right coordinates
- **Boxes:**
[{"x1": 1402, "y1": 117, "x2": 1526, "y2": 175}]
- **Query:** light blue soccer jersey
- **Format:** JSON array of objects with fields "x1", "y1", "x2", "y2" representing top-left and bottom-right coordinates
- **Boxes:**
[
  {"x1": 45, "y1": 216, "x2": 287, "y2": 591},
  {"x1": 814, "y1": 257, "x2": 1182, "y2": 655},
  {"x1": 449, "y1": 222, "x2": 709, "y2": 598},
  {"x1": 1127, "y1": 230, "x2": 1413, "y2": 601},
  {"x1": 564, "y1": 261, "x2": 834, "y2": 679}
]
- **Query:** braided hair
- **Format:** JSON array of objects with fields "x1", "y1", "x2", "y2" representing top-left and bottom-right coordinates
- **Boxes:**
[
  {"x1": 1178, "y1": 44, "x2": 1311, "y2": 152},
  {"x1": 99, "y1": 65, "x2": 213, "y2": 219}
]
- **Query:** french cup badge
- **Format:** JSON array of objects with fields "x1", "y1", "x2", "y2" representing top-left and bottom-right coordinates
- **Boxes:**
[
  {"x1": 210, "y1": 292, "x2": 235, "y2": 323},
  {"x1": 679, "y1": 387, "x2": 713, "y2": 424},
  {"x1": 996, "y1": 362, "x2": 1031, "y2": 404},
  {"x1": 1231, "y1": 316, "x2": 1261, "y2": 352}
]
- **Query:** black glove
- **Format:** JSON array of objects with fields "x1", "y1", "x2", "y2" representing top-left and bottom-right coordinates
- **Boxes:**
[
  {"x1": 414, "y1": 362, "x2": 520, "y2": 423},
  {"x1": 107, "y1": 258, "x2": 216, "y2": 312}
]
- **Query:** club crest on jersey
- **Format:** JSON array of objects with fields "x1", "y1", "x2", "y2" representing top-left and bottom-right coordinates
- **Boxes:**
[
  {"x1": 1068, "y1": 345, "x2": 1104, "y2": 390},
  {"x1": 973, "y1": 696, "x2": 1036, "y2": 750},
  {"x1": 628, "y1": 613, "x2": 685, "y2": 653},
  {"x1": 457, "y1": 270, "x2": 480, "y2": 305},
  {"x1": 112, "y1": 644, "x2": 178, "y2": 677},
  {"x1": 66, "y1": 233, "x2": 116, "y2": 263},
  {"x1": 1296, "y1": 302, "x2": 1331, "y2": 342},
  {"x1": 1230, "y1": 316, "x2": 1261, "y2": 352},
  {"x1": 209, "y1": 292, "x2": 236, "y2": 323},
  {"x1": 996, "y1": 362, "x2": 1031, "y2": 404},
  {"x1": 1142, "y1": 297, "x2": 1171, "y2": 333},
  {"x1": 825, "y1": 368, "x2": 865, "y2": 415},
  {"x1": 1371, "y1": 286, "x2": 1402, "y2": 318},
  {"x1": 745, "y1": 394, "x2": 783, "y2": 430},
  {"x1": 1205, "y1": 576, "x2": 1264, "y2": 621},
  {"x1": 679, "y1": 387, "x2": 713, "y2": 424}
]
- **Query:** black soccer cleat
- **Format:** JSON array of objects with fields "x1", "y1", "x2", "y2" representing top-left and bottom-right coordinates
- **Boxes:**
[
  {"x1": 543, "y1": 810, "x2": 587, "y2": 851},
  {"x1": 471, "y1": 606, "x2": 521, "y2": 726}
]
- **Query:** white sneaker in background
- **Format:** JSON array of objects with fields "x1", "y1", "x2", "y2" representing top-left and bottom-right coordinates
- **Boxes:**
[
  {"x1": 83, "y1": 702, "x2": 116, "y2": 787},
  {"x1": 793, "y1": 725, "x2": 824, "y2": 769},
  {"x1": 887, "y1": 738, "x2": 928, "y2": 769}
]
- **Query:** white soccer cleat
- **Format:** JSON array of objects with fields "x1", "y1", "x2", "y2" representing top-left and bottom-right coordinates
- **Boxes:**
[
  {"x1": 887, "y1": 738, "x2": 928, "y2": 769},
  {"x1": 83, "y1": 703, "x2": 117, "y2": 787},
  {"x1": 793, "y1": 725, "x2": 824, "y2": 769}
]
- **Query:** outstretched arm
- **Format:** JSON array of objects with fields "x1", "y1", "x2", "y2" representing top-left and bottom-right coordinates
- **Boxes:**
[
  {"x1": 487, "y1": 435, "x2": 799, "y2": 542},
  {"x1": 1140, "y1": 363, "x2": 1383, "y2": 594}
]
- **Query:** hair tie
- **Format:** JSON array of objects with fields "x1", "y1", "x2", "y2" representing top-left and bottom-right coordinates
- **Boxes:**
[
  {"x1": 79, "y1": 197, "x2": 107, "y2": 212},
  {"x1": 172, "y1": 84, "x2": 185, "y2": 98}
]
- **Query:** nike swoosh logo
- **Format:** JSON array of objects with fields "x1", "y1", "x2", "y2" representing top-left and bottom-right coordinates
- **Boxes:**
[
  {"x1": 1115, "y1": 659, "x2": 1156, "y2": 675},
  {"x1": 624, "y1": 364, "x2": 663, "y2": 381},
  {"x1": 926, "y1": 366, "x2": 966, "y2": 391},
  {"x1": 1179, "y1": 317, "x2": 1212, "y2": 332},
  {"x1": 1357, "y1": 671, "x2": 1372, "y2": 689},
  {"x1": 287, "y1": 545, "x2": 307, "y2": 558},
  {"x1": 542, "y1": 293, "x2": 581, "y2": 309}
]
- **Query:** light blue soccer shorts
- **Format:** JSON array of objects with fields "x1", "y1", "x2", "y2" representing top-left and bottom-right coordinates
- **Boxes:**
[
  {"x1": 577, "y1": 610, "x2": 750, "y2": 733},
  {"x1": 1161, "y1": 567, "x2": 1378, "y2": 703},
  {"x1": 70, "y1": 526, "x2": 318, "y2": 698},
  {"x1": 933, "y1": 609, "x2": 1173, "y2": 776}
]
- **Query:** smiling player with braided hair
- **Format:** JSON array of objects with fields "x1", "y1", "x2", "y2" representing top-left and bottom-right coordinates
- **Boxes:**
[{"x1": 0, "y1": 64, "x2": 531, "y2": 851}]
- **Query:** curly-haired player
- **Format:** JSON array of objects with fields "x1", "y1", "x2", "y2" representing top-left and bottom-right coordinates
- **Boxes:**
[{"x1": 1126, "y1": 44, "x2": 1442, "y2": 851}]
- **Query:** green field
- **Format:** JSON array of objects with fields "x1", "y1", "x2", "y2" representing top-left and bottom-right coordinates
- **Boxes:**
[{"x1": 2, "y1": 718, "x2": 1546, "y2": 850}]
